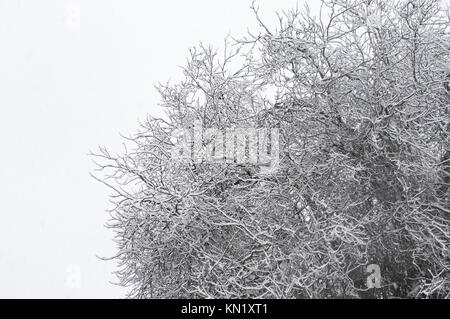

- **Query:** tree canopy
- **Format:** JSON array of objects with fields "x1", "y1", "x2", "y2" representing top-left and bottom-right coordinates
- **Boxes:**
[{"x1": 93, "y1": 0, "x2": 450, "y2": 298}]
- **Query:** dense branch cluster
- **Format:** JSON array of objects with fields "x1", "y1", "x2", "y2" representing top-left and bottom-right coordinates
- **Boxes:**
[{"x1": 93, "y1": 0, "x2": 449, "y2": 298}]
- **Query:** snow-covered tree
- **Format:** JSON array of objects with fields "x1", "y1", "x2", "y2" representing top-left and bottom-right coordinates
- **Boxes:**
[{"x1": 93, "y1": 0, "x2": 449, "y2": 298}]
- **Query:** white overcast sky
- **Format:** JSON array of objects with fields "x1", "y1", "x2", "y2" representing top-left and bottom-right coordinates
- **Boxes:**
[{"x1": 0, "y1": 0, "x2": 316, "y2": 298}]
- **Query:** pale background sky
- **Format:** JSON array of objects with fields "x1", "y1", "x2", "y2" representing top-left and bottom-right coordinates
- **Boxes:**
[{"x1": 0, "y1": 0, "x2": 312, "y2": 298}]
